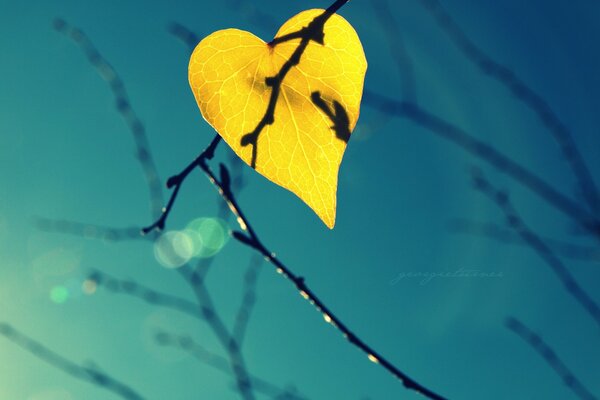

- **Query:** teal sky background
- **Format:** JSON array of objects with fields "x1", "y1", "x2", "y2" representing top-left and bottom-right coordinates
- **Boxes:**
[{"x1": 1, "y1": 0, "x2": 600, "y2": 399}]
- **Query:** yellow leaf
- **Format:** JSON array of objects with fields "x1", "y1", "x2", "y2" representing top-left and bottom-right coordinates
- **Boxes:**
[{"x1": 189, "y1": 8, "x2": 367, "y2": 228}]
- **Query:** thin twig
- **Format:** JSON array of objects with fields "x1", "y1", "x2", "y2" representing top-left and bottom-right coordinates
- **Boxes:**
[
  {"x1": 89, "y1": 270, "x2": 201, "y2": 320},
  {"x1": 0, "y1": 323, "x2": 145, "y2": 400},
  {"x1": 471, "y1": 168, "x2": 600, "y2": 328},
  {"x1": 241, "y1": 0, "x2": 352, "y2": 168},
  {"x1": 506, "y1": 317, "x2": 597, "y2": 400},
  {"x1": 141, "y1": 134, "x2": 221, "y2": 233},
  {"x1": 35, "y1": 217, "x2": 151, "y2": 242},
  {"x1": 199, "y1": 159, "x2": 448, "y2": 399},
  {"x1": 53, "y1": 19, "x2": 164, "y2": 220}
]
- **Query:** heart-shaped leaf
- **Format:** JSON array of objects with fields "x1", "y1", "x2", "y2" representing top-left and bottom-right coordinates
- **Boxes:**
[{"x1": 189, "y1": 9, "x2": 367, "y2": 228}]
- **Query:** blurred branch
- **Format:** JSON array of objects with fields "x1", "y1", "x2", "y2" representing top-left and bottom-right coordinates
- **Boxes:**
[
  {"x1": 89, "y1": 264, "x2": 258, "y2": 400},
  {"x1": 448, "y1": 219, "x2": 600, "y2": 263},
  {"x1": 168, "y1": 22, "x2": 200, "y2": 51},
  {"x1": 240, "y1": 0, "x2": 353, "y2": 168},
  {"x1": 362, "y1": 91, "x2": 600, "y2": 238},
  {"x1": 35, "y1": 217, "x2": 151, "y2": 242},
  {"x1": 155, "y1": 330, "x2": 308, "y2": 400},
  {"x1": 178, "y1": 265, "x2": 256, "y2": 400},
  {"x1": 505, "y1": 317, "x2": 597, "y2": 400},
  {"x1": 0, "y1": 323, "x2": 145, "y2": 400},
  {"x1": 418, "y1": 0, "x2": 600, "y2": 215},
  {"x1": 369, "y1": 0, "x2": 417, "y2": 102},
  {"x1": 53, "y1": 19, "x2": 164, "y2": 220},
  {"x1": 471, "y1": 168, "x2": 600, "y2": 328},
  {"x1": 227, "y1": 0, "x2": 279, "y2": 33},
  {"x1": 233, "y1": 255, "x2": 263, "y2": 347},
  {"x1": 89, "y1": 269, "x2": 201, "y2": 320},
  {"x1": 51, "y1": 20, "x2": 260, "y2": 400}
]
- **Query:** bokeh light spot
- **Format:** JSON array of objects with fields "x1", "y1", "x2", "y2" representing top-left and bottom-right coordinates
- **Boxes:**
[
  {"x1": 185, "y1": 217, "x2": 230, "y2": 258},
  {"x1": 153, "y1": 231, "x2": 194, "y2": 268},
  {"x1": 50, "y1": 286, "x2": 69, "y2": 304},
  {"x1": 82, "y1": 279, "x2": 97, "y2": 295}
]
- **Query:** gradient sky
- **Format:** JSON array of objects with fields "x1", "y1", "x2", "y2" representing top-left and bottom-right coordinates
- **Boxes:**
[{"x1": 1, "y1": 1, "x2": 599, "y2": 399}]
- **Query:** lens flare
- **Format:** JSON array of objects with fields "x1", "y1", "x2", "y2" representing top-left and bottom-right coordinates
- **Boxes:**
[
  {"x1": 49, "y1": 286, "x2": 69, "y2": 304},
  {"x1": 185, "y1": 217, "x2": 230, "y2": 258},
  {"x1": 153, "y1": 231, "x2": 194, "y2": 268}
]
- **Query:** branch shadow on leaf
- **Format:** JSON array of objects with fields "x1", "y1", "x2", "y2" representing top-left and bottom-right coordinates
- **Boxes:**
[{"x1": 239, "y1": 6, "x2": 349, "y2": 168}]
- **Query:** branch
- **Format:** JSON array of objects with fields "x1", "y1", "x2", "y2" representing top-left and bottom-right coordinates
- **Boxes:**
[
  {"x1": 51, "y1": 19, "x2": 261, "y2": 400},
  {"x1": 417, "y1": 0, "x2": 600, "y2": 215},
  {"x1": 471, "y1": 168, "x2": 600, "y2": 328},
  {"x1": 53, "y1": 19, "x2": 163, "y2": 220},
  {"x1": 0, "y1": 322, "x2": 145, "y2": 400},
  {"x1": 141, "y1": 134, "x2": 221, "y2": 233},
  {"x1": 177, "y1": 266, "x2": 256, "y2": 400},
  {"x1": 89, "y1": 270, "x2": 201, "y2": 320},
  {"x1": 89, "y1": 266, "x2": 258, "y2": 400},
  {"x1": 202, "y1": 159, "x2": 447, "y2": 399},
  {"x1": 168, "y1": 22, "x2": 200, "y2": 51},
  {"x1": 505, "y1": 317, "x2": 597, "y2": 400},
  {"x1": 362, "y1": 91, "x2": 600, "y2": 239},
  {"x1": 35, "y1": 217, "x2": 151, "y2": 242},
  {"x1": 232, "y1": 254, "x2": 263, "y2": 346},
  {"x1": 161, "y1": 7, "x2": 447, "y2": 398},
  {"x1": 226, "y1": 0, "x2": 279, "y2": 33}
]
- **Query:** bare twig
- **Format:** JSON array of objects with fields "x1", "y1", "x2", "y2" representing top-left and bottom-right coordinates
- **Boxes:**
[
  {"x1": 141, "y1": 134, "x2": 221, "y2": 233},
  {"x1": 241, "y1": 0, "x2": 352, "y2": 168},
  {"x1": 35, "y1": 217, "x2": 151, "y2": 242},
  {"x1": 0, "y1": 323, "x2": 145, "y2": 400},
  {"x1": 471, "y1": 168, "x2": 600, "y2": 328},
  {"x1": 89, "y1": 270, "x2": 201, "y2": 320},
  {"x1": 506, "y1": 317, "x2": 597, "y2": 400},
  {"x1": 53, "y1": 19, "x2": 163, "y2": 220},
  {"x1": 198, "y1": 158, "x2": 447, "y2": 399}
]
